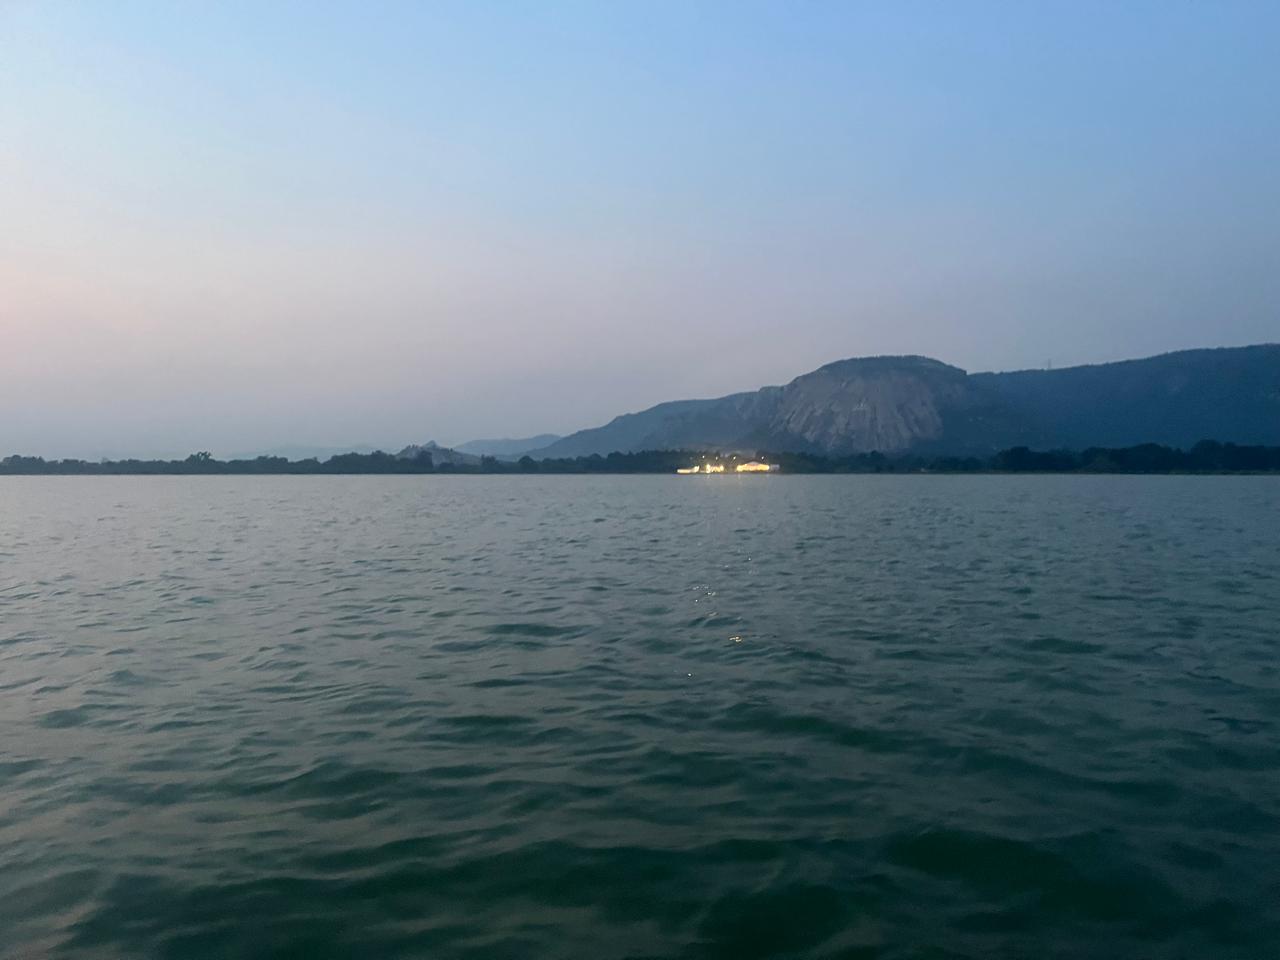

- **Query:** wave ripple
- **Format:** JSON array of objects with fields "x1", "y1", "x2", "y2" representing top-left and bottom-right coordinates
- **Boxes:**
[{"x1": 1, "y1": 475, "x2": 1278, "y2": 958}]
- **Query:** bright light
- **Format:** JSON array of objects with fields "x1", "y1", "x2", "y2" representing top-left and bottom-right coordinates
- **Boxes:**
[{"x1": 678, "y1": 460, "x2": 777, "y2": 475}]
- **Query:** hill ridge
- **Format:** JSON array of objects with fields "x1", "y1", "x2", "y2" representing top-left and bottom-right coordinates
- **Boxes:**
[{"x1": 528, "y1": 344, "x2": 1280, "y2": 458}]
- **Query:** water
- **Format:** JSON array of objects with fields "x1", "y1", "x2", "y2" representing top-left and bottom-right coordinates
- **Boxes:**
[{"x1": 1, "y1": 475, "x2": 1277, "y2": 959}]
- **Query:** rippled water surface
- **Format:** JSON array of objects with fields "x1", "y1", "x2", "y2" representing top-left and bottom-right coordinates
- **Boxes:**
[{"x1": 2, "y1": 475, "x2": 1278, "y2": 958}]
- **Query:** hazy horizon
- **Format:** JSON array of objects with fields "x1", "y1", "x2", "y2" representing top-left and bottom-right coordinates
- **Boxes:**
[
  {"x1": 4, "y1": 341, "x2": 1277, "y2": 461},
  {"x1": 4, "y1": 1, "x2": 1278, "y2": 458}
]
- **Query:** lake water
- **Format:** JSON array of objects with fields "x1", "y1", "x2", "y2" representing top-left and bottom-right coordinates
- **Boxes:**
[{"x1": 1, "y1": 475, "x2": 1277, "y2": 958}]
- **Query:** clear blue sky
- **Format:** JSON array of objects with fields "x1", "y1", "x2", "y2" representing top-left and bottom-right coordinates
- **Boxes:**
[{"x1": 2, "y1": 1, "x2": 1277, "y2": 456}]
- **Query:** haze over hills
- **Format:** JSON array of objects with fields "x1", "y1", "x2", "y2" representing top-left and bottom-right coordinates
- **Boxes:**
[
  {"x1": 222, "y1": 443, "x2": 385, "y2": 462},
  {"x1": 526, "y1": 345, "x2": 1280, "y2": 458},
  {"x1": 395, "y1": 441, "x2": 483, "y2": 467},
  {"x1": 455, "y1": 435, "x2": 563, "y2": 458}
]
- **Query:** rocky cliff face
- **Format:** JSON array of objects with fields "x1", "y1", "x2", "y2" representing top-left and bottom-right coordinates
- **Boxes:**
[
  {"x1": 531, "y1": 355, "x2": 1022, "y2": 457},
  {"x1": 754, "y1": 356, "x2": 1018, "y2": 453},
  {"x1": 527, "y1": 345, "x2": 1280, "y2": 458}
]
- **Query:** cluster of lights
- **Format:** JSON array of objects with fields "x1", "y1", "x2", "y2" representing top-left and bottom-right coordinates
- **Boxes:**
[{"x1": 676, "y1": 459, "x2": 777, "y2": 474}]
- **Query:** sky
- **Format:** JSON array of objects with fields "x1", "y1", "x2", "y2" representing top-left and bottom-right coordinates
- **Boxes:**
[{"x1": 2, "y1": 1, "x2": 1278, "y2": 458}]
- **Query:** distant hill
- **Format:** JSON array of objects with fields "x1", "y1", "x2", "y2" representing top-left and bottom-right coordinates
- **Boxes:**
[
  {"x1": 528, "y1": 345, "x2": 1280, "y2": 458},
  {"x1": 395, "y1": 441, "x2": 482, "y2": 467},
  {"x1": 455, "y1": 434, "x2": 562, "y2": 458}
]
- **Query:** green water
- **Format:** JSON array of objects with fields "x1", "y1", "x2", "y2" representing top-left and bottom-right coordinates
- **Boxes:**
[{"x1": 1, "y1": 475, "x2": 1277, "y2": 958}]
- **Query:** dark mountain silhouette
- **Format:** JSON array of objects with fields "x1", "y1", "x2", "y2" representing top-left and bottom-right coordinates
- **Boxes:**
[
  {"x1": 971, "y1": 347, "x2": 1280, "y2": 450},
  {"x1": 528, "y1": 345, "x2": 1280, "y2": 457}
]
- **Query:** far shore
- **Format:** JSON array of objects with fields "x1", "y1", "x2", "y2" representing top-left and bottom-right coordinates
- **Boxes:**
[{"x1": 3, "y1": 441, "x2": 1279, "y2": 476}]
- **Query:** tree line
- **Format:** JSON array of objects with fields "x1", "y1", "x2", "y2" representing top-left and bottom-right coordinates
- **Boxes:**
[{"x1": 3, "y1": 440, "x2": 1280, "y2": 475}]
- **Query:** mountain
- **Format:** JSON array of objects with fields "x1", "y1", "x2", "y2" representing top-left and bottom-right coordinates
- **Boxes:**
[
  {"x1": 528, "y1": 345, "x2": 1280, "y2": 458},
  {"x1": 455, "y1": 434, "x2": 562, "y2": 458},
  {"x1": 971, "y1": 347, "x2": 1280, "y2": 450}
]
